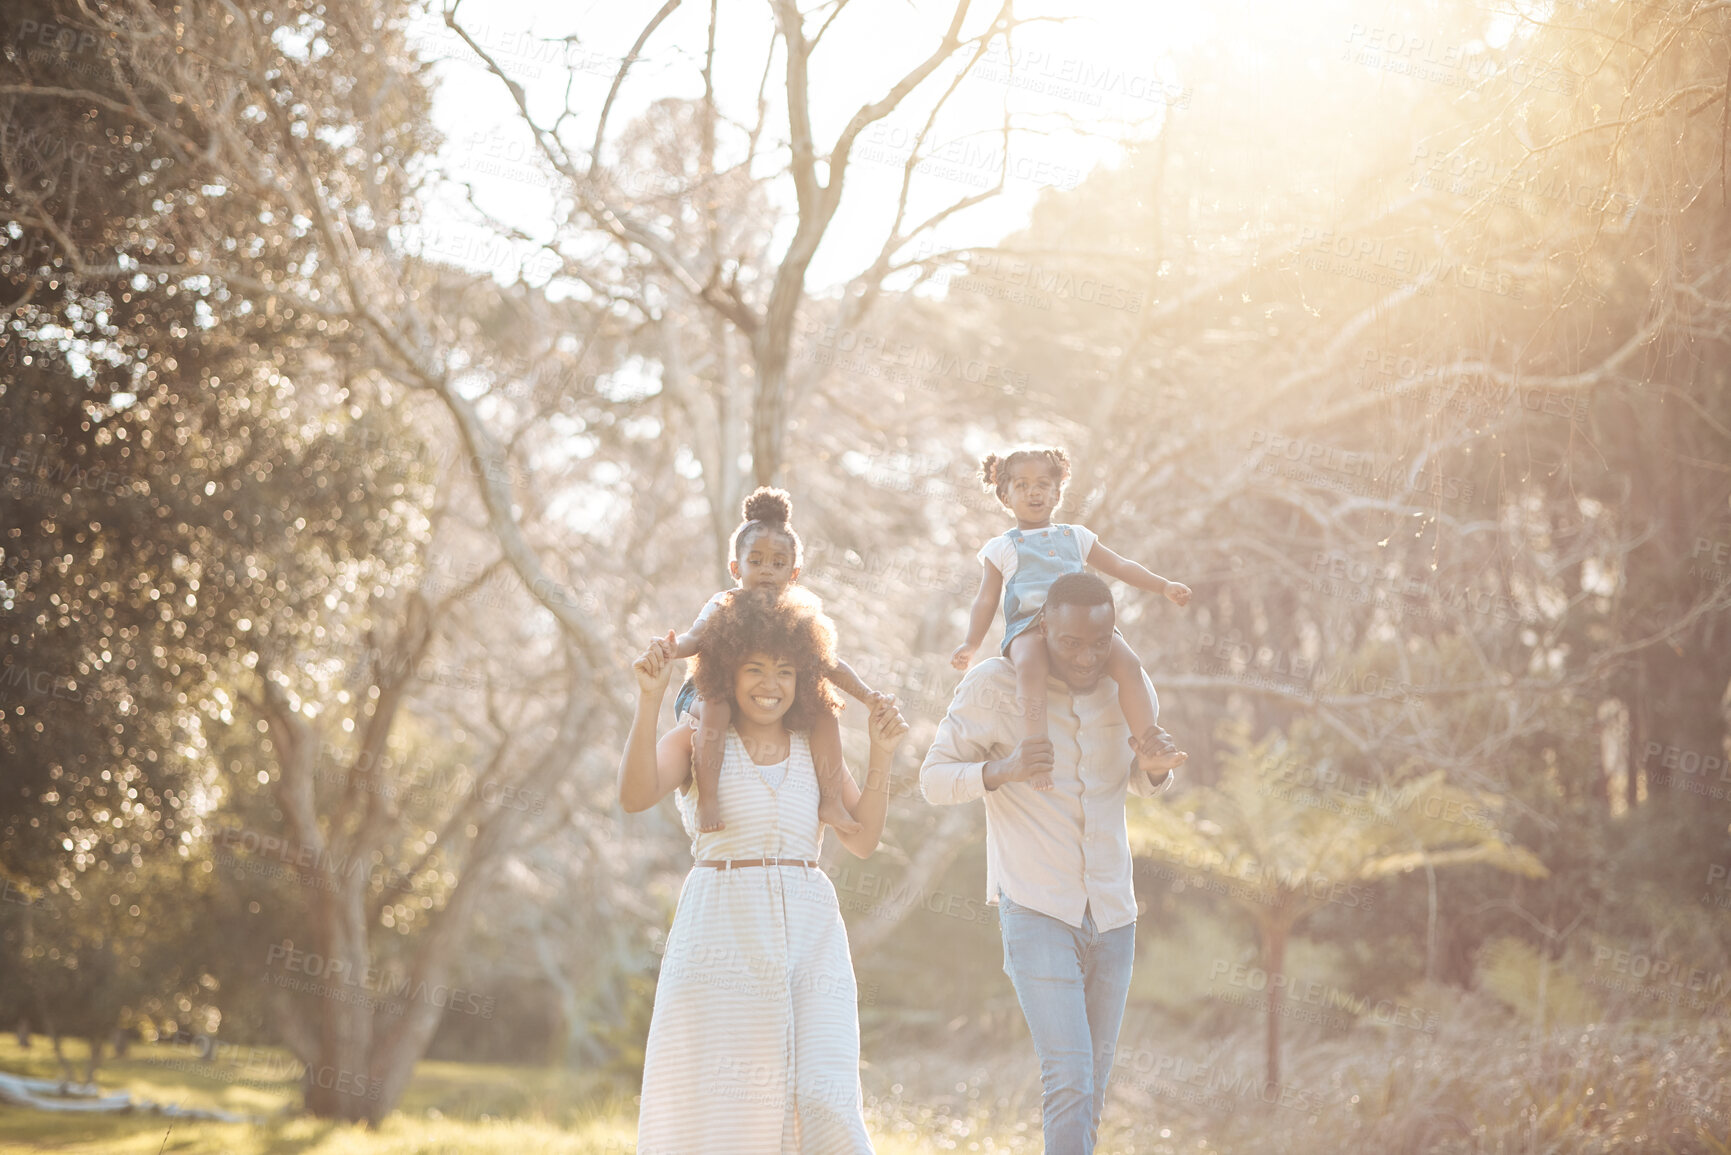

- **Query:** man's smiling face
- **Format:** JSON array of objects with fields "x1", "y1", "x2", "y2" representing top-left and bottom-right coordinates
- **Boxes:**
[{"x1": 1040, "y1": 602, "x2": 1115, "y2": 692}]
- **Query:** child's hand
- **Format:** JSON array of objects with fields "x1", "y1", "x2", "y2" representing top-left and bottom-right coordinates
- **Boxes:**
[
  {"x1": 1130, "y1": 725, "x2": 1188, "y2": 778},
  {"x1": 950, "y1": 643, "x2": 977, "y2": 671},
  {"x1": 867, "y1": 700, "x2": 910, "y2": 755},
  {"x1": 1164, "y1": 582, "x2": 1191, "y2": 607},
  {"x1": 632, "y1": 630, "x2": 678, "y2": 695}
]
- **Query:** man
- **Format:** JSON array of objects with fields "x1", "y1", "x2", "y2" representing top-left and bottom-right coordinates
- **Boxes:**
[{"x1": 920, "y1": 571, "x2": 1185, "y2": 1155}]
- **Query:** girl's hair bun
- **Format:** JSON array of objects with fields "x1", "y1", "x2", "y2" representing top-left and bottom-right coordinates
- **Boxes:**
[
  {"x1": 979, "y1": 454, "x2": 1002, "y2": 492},
  {"x1": 741, "y1": 486, "x2": 793, "y2": 526}
]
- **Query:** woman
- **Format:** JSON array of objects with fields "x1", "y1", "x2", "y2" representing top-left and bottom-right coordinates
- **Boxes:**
[{"x1": 619, "y1": 588, "x2": 907, "y2": 1154}]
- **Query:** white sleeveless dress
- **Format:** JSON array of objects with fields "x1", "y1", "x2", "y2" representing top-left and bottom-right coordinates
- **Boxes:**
[{"x1": 636, "y1": 728, "x2": 874, "y2": 1155}]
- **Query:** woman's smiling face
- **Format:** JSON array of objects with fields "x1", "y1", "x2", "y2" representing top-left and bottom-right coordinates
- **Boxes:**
[{"x1": 732, "y1": 650, "x2": 797, "y2": 725}]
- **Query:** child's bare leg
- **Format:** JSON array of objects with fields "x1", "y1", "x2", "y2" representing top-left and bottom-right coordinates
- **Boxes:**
[
  {"x1": 1008, "y1": 631, "x2": 1054, "y2": 790},
  {"x1": 693, "y1": 696, "x2": 729, "y2": 832},
  {"x1": 811, "y1": 712, "x2": 862, "y2": 834},
  {"x1": 1108, "y1": 636, "x2": 1187, "y2": 772}
]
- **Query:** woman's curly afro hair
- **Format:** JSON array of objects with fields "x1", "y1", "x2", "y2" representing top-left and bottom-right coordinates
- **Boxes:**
[{"x1": 692, "y1": 585, "x2": 842, "y2": 732}]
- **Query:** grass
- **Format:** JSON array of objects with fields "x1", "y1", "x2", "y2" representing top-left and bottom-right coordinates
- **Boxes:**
[
  {"x1": 0, "y1": 1036, "x2": 638, "y2": 1154},
  {"x1": 0, "y1": 1109, "x2": 639, "y2": 1155},
  {"x1": 2, "y1": 1014, "x2": 1729, "y2": 1152}
]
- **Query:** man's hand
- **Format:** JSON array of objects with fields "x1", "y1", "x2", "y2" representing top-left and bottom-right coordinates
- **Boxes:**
[
  {"x1": 632, "y1": 630, "x2": 677, "y2": 696},
  {"x1": 950, "y1": 642, "x2": 978, "y2": 671},
  {"x1": 984, "y1": 735, "x2": 1054, "y2": 790},
  {"x1": 1163, "y1": 582, "x2": 1192, "y2": 607}
]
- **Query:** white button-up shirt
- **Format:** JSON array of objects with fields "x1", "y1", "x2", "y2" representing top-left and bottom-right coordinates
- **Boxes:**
[{"x1": 918, "y1": 656, "x2": 1172, "y2": 931}]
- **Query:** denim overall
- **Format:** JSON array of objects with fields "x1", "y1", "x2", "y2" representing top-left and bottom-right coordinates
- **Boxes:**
[{"x1": 1000, "y1": 525, "x2": 1086, "y2": 654}]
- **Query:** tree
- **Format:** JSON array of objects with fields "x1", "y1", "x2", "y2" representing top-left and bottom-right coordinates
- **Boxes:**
[
  {"x1": 1131, "y1": 718, "x2": 1546, "y2": 1087},
  {"x1": 441, "y1": 0, "x2": 1073, "y2": 523},
  {"x1": 0, "y1": 855, "x2": 226, "y2": 1084}
]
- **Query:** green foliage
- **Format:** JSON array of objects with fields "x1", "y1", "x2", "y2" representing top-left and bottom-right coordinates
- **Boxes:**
[
  {"x1": 1475, "y1": 935, "x2": 1600, "y2": 1028},
  {"x1": 1131, "y1": 716, "x2": 1548, "y2": 929},
  {"x1": 1129, "y1": 904, "x2": 1251, "y2": 1014},
  {"x1": 0, "y1": 849, "x2": 240, "y2": 1072}
]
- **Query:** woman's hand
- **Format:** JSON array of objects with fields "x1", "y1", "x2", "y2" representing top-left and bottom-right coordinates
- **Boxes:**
[
  {"x1": 867, "y1": 697, "x2": 909, "y2": 755},
  {"x1": 1163, "y1": 582, "x2": 1192, "y2": 607},
  {"x1": 633, "y1": 629, "x2": 678, "y2": 696}
]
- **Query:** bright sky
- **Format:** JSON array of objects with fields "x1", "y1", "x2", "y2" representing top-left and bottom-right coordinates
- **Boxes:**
[{"x1": 401, "y1": 0, "x2": 1214, "y2": 295}]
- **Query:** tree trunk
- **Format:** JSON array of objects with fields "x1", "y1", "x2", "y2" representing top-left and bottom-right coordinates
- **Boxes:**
[
  {"x1": 1261, "y1": 917, "x2": 1288, "y2": 1090},
  {"x1": 303, "y1": 887, "x2": 376, "y2": 1120},
  {"x1": 360, "y1": 694, "x2": 595, "y2": 1121},
  {"x1": 750, "y1": 337, "x2": 791, "y2": 487}
]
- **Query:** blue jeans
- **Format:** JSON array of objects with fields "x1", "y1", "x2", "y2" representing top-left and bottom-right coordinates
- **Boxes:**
[
  {"x1": 674, "y1": 677, "x2": 698, "y2": 719},
  {"x1": 997, "y1": 891, "x2": 1136, "y2": 1155}
]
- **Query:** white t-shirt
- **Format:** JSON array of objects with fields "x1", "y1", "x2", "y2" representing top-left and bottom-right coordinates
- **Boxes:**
[
  {"x1": 976, "y1": 523, "x2": 1099, "y2": 584},
  {"x1": 690, "y1": 590, "x2": 731, "y2": 630}
]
